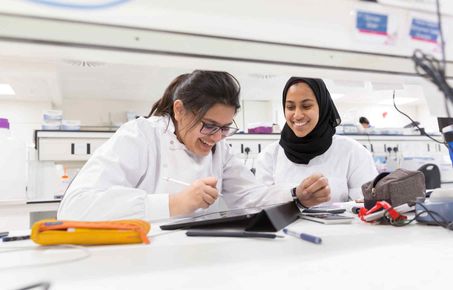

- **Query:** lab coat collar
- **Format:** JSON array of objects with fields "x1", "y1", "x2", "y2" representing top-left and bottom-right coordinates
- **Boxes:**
[
  {"x1": 161, "y1": 116, "x2": 188, "y2": 151},
  {"x1": 159, "y1": 116, "x2": 214, "y2": 161}
]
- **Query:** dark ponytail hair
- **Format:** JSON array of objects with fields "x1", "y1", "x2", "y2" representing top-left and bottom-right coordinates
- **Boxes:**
[
  {"x1": 147, "y1": 73, "x2": 190, "y2": 118},
  {"x1": 147, "y1": 70, "x2": 241, "y2": 130}
]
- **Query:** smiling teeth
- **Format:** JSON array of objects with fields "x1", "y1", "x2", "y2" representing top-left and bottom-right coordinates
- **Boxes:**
[
  {"x1": 294, "y1": 122, "x2": 307, "y2": 126},
  {"x1": 200, "y1": 139, "x2": 214, "y2": 146}
]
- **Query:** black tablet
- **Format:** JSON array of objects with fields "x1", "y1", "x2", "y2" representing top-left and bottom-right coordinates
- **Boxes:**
[
  {"x1": 160, "y1": 202, "x2": 300, "y2": 232},
  {"x1": 160, "y1": 207, "x2": 262, "y2": 230}
]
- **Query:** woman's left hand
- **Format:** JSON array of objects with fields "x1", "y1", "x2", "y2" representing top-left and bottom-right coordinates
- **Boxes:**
[{"x1": 295, "y1": 173, "x2": 331, "y2": 208}]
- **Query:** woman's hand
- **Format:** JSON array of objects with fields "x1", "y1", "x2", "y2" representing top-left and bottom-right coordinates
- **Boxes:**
[
  {"x1": 169, "y1": 177, "x2": 219, "y2": 216},
  {"x1": 295, "y1": 173, "x2": 331, "y2": 208}
]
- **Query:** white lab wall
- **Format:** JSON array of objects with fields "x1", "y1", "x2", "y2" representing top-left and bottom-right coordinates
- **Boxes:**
[
  {"x1": 61, "y1": 99, "x2": 152, "y2": 127},
  {"x1": 56, "y1": 99, "x2": 271, "y2": 133},
  {"x1": 335, "y1": 103, "x2": 418, "y2": 128},
  {"x1": 0, "y1": 100, "x2": 52, "y2": 145},
  {"x1": 241, "y1": 101, "x2": 274, "y2": 131},
  {"x1": 0, "y1": 98, "x2": 269, "y2": 139},
  {"x1": 3, "y1": 99, "x2": 432, "y2": 140},
  {"x1": 417, "y1": 103, "x2": 442, "y2": 133},
  {"x1": 269, "y1": 100, "x2": 428, "y2": 132}
]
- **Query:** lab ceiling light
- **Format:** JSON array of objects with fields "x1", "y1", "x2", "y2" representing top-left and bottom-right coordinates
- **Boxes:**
[
  {"x1": 248, "y1": 73, "x2": 278, "y2": 79},
  {"x1": 0, "y1": 84, "x2": 15, "y2": 95},
  {"x1": 63, "y1": 59, "x2": 105, "y2": 68}
]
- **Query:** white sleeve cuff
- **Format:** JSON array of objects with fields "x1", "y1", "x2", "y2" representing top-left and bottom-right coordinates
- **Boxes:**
[
  {"x1": 349, "y1": 188, "x2": 364, "y2": 200},
  {"x1": 146, "y1": 193, "x2": 170, "y2": 221}
]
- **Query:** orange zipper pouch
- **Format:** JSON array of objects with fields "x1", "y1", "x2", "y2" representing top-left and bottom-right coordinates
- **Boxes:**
[{"x1": 31, "y1": 219, "x2": 151, "y2": 245}]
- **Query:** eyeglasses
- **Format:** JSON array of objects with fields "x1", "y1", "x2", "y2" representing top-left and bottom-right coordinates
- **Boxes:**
[{"x1": 200, "y1": 120, "x2": 239, "y2": 137}]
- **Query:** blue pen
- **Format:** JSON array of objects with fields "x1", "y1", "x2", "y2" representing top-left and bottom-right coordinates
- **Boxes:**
[{"x1": 283, "y1": 228, "x2": 322, "y2": 244}]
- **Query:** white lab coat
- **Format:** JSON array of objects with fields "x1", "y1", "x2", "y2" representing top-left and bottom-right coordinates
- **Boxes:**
[
  {"x1": 255, "y1": 135, "x2": 378, "y2": 203},
  {"x1": 58, "y1": 116, "x2": 293, "y2": 221}
]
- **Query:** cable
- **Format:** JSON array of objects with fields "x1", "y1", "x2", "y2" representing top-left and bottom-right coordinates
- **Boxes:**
[
  {"x1": 392, "y1": 90, "x2": 451, "y2": 151},
  {"x1": 250, "y1": 157, "x2": 256, "y2": 175},
  {"x1": 411, "y1": 0, "x2": 453, "y2": 117},
  {"x1": 243, "y1": 147, "x2": 250, "y2": 165},
  {"x1": 365, "y1": 132, "x2": 375, "y2": 157},
  {"x1": 0, "y1": 244, "x2": 91, "y2": 271},
  {"x1": 379, "y1": 202, "x2": 453, "y2": 231},
  {"x1": 412, "y1": 50, "x2": 453, "y2": 116},
  {"x1": 412, "y1": 201, "x2": 453, "y2": 230}
]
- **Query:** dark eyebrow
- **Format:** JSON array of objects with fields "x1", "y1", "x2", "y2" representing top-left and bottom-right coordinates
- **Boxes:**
[
  {"x1": 286, "y1": 99, "x2": 315, "y2": 104},
  {"x1": 203, "y1": 118, "x2": 233, "y2": 127}
]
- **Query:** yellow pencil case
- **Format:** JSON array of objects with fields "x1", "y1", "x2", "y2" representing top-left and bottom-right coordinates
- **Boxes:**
[{"x1": 31, "y1": 219, "x2": 151, "y2": 245}]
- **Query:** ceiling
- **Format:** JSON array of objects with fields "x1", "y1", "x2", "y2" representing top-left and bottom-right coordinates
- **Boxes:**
[
  {"x1": 0, "y1": 27, "x2": 435, "y2": 113},
  {"x1": 0, "y1": 1, "x2": 447, "y2": 110}
]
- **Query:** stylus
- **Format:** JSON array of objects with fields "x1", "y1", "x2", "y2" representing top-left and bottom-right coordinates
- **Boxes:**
[
  {"x1": 1, "y1": 235, "x2": 31, "y2": 242},
  {"x1": 186, "y1": 230, "x2": 283, "y2": 239},
  {"x1": 163, "y1": 177, "x2": 223, "y2": 196}
]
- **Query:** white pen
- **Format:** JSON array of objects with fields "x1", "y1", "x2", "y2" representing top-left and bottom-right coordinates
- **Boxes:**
[
  {"x1": 162, "y1": 177, "x2": 223, "y2": 197},
  {"x1": 163, "y1": 177, "x2": 190, "y2": 186}
]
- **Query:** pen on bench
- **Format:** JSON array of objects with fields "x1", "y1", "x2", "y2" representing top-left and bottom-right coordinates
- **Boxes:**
[
  {"x1": 186, "y1": 230, "x2": 284, "y2": 239},
  {"x1": 2, "y1": 235, "x2": 31, "y2": 242},
  {"x1": 283, "y1": 228, "x2": 322, "y2": 244},
  {"x1": 163, "y1": 177, "x2": 224, "y2": 197}
]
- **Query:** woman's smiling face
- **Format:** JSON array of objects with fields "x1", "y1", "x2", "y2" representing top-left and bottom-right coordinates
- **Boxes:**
[
  {"x1": 174, "y1": 101, "x2": 236, "y2": 157},
  {"x1": 284, "y1": 82, "x2": 319, "y2": 138}
]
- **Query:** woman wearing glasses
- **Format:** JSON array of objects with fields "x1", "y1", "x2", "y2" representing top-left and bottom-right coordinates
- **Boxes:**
[
  {"x1": 58, "y1": 71, "x2": 330, "y2": 221},
  {"x1": 255, "y1": 77, "x2": 377, "y2": 204}
]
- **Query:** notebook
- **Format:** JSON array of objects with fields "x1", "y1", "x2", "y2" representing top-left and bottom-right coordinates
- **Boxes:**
[{"x1": 299, "y1": 213, "x2": 354, "y2": 224}]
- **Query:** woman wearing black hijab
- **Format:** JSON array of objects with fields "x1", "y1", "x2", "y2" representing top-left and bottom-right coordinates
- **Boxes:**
[{"x1": 256, "y1": 77, "x2": 377, "y2": 204}]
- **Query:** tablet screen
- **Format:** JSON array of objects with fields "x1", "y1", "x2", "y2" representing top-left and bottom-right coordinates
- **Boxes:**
[{"x1": 160, "y1": 207, "x2": 262, "y2": 230}]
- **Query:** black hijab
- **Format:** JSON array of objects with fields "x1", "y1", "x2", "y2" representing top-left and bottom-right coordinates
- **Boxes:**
[{"x1": 279, "y1": 77, "x2": 341, "y2": 164}]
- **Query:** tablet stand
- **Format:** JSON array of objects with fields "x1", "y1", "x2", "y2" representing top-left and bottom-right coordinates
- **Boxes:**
[{"x1": 245, "y1": 201, "x2": 300, "y2": 232}]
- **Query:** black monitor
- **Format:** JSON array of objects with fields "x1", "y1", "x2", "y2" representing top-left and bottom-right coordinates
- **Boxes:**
[{"x1": 437, "y1": 117, "x2": 453, "y2": 132}]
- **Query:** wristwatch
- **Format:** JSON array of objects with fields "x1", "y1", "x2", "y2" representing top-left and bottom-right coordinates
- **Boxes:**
[{"x1": 291, "y1": 187, "x2": 308, "y2": 210}]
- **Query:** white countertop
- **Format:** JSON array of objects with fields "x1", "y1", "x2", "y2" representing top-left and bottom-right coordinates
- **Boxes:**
[{"x1": 0, "y1": 217, "x2": 451, "y2": 290}]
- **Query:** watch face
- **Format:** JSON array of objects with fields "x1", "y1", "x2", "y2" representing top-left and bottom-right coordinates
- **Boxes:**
[{"x1": 290, "y1": 188, "x2": 306, "y2": 209}]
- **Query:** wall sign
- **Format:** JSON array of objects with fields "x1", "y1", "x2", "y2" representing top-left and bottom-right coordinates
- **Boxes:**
[
  {"x1": 410, "y1": 18, "x2": 439, "y2": 44},
  {"x1": 408, "y1": 12, "x2": 445, "y2": 54},
  {"x1": 355, "y1": 10, "x2": 397, "y2": 45},
  {"x1": 356, "y1": 11, "x2": 388, "y2": 36}
]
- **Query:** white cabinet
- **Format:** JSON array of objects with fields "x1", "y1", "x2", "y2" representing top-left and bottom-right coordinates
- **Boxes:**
[
  {"x1": 35, "y1": 131, "x2": 114, "y2": 161},
  {"x1": 33, "y1": 131, "x2": 451, "y2": 183}
]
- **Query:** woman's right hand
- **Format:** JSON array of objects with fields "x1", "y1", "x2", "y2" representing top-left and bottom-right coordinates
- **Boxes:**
[
  {"x1": 296, "y1": 173, "x2": 331, "y2": 208},
  {"x1": 169, "y1": 177, "x2": 219, "y2": 216}
]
